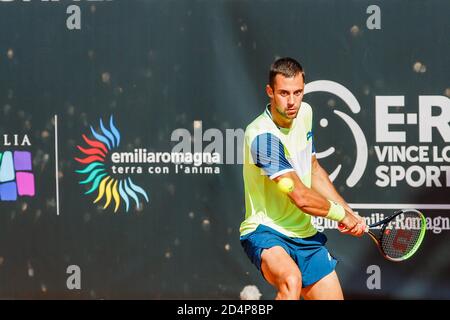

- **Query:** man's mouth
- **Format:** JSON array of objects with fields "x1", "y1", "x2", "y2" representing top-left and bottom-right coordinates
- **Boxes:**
[{"x1": 287, "y1": 108, "x2": 297, "y2": 115}]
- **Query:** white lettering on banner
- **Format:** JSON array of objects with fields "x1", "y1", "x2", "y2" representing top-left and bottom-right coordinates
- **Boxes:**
[
  {"x1": 66, "y1": 265, "x2": 81, "y2": 290},
  {"x1": 2, "y1": 134, "x2": 31, "y2": 146},
  {"x1": 312, "y1": 214, "x2": 450, "y2": 234},
  {"x1": 419, "y1": 96, "x2": 450, "y2": 143},
  {"x1": 374, "y1": 146, "x2": 430, "y2": 162},
  {"x1": 366, "y1": 265, "x2": 381, "y2": 290},
  {"x1": 101, "y1": 119, "x2": 251, "y2": 176},
  {"x1": 375, "y1": 165, "x2": 450, "y2": 187},
  {"x1": 111, "y1": 150, "x2": 221, "y2": 166},
  {"x1": 0, "y1": 0, "x2": 114, "y2": 30},
  {"x1": 434, "y1": 146, "x2": 450, "y2": 162},
  {"x1": 366, "y1": 5, "x2": 381, "y2": 30},
  {"x1": 66, "y1": 5, "x2": 81, "y2": 31},
  {"x1": 374, "y1": 145, "x2": 450, "y2": 187},
  {"x1": 171, "y1": 121, "x2": 244, "y2": 165},
  {"x1": 375, "y1": 95, "x2": 450, "y2": 143},
  {"x1": 376, "y1": 96, "x2": 406, "y2": 142},
  {"x1": 305, "y1": 80, "x2": 450, "y2": 193}
]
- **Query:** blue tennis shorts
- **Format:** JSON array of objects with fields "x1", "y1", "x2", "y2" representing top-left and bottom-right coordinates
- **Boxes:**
[{"x1": 240, "y1": 224, "x2": 338, "y2": 288}]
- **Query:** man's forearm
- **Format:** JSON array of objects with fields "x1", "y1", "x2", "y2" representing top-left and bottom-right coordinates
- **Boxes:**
[
  {"x1": 311, "y1": 163, "x2": 354, "y2": 213},
  {"x1": 274, "y1": 171, "x2": 347, "y2": 219}
]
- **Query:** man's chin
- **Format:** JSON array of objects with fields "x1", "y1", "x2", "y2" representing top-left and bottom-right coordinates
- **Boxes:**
[{"x1": 286, "y1": 112, "x2": 298, "y2": 119}]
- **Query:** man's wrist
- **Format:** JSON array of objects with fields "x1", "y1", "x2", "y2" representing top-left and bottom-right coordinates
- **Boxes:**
[{"x1": 326, "y1": 200, "x2": 346, "y2": 222}]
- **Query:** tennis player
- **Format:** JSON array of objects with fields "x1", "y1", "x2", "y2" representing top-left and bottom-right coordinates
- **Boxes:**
[{"x1": 240, "y1": 57, "x2": 366, "y2": 300}]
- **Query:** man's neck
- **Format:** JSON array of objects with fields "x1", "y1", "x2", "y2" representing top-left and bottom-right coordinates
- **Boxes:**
[{"x1": 269, "y1": 105, "x2": 293, "y2": 129}]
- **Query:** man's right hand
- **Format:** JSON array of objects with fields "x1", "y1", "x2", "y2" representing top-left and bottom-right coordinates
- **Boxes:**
[{"x1": 338, "y1": 211, "x2": 366, "y2": 237}]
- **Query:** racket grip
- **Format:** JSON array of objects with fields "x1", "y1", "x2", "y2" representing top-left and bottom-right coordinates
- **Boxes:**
[{"x1": 338, "y1": 222, "x2": 368, "y2": 233}]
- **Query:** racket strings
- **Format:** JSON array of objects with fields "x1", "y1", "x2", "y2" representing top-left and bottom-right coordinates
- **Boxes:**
[{"x1": 380, "y1": 211, "x2": 424, "y2": 259}]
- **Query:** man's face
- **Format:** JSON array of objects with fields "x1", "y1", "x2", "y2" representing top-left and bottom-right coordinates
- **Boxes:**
[{"x1": 266, "y1": 73, "x2": 305, "y2": 120}]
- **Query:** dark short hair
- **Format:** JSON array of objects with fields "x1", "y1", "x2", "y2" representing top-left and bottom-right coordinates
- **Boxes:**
[{"x1": 269, "y1": 57, "x2": 305, "y2": 88}]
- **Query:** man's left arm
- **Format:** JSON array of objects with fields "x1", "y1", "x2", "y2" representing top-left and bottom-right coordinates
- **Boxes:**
[{"x1": 311, "y1": 155, "x2": 356, "y2": 215}]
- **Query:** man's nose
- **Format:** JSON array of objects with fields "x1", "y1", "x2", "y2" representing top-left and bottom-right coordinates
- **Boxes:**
[{"x1": 288, "y1": 94, "x2": 295, "y2": 104}]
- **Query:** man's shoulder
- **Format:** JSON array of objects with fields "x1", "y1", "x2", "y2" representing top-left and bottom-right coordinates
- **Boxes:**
[
  {"x1": 300, "y1": 101, "x2": 313, "y2": 115},
  {"x1": 297, "y1": 101, "x2": 313, "y2": 127},
  {"x1": 245, "y1": 112, "x2": 273, "y2": 137}
]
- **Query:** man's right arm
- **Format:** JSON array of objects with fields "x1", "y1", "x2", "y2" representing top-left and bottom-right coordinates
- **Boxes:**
[
  {"x1": 273, "y1": 171, "x2": 365, "y2": 237},
  {"x1": 250, "y1": 132, "x2": 364, "y2": 237}
]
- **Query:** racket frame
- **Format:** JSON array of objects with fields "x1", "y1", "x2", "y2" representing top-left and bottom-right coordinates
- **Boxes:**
[{"x1": 366, "y1": 209, "x2": 426, "y2": 262}]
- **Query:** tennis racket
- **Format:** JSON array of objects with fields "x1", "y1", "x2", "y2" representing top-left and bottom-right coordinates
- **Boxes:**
[{"x1": 340, "y1": 209, "x2": 426, "y2": 262}]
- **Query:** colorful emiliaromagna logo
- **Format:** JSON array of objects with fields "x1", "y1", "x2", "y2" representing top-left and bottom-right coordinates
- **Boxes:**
[{"x1": 74, "y1": 116, "x2": 149, "y2": 213}]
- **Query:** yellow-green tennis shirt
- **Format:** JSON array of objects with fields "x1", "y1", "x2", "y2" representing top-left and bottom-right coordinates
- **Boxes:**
[{"x1": 240, "y1": 102, "x2": 318, "y2": 238}]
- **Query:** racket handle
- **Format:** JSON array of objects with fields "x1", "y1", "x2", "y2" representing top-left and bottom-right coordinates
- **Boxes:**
[{"x1": 338, "y1": 222, "x2": 369, "y2": 233}]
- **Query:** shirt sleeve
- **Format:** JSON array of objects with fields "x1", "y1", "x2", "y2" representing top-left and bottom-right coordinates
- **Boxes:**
[{"x1": 250, "y1": 133, "x2": 294, "y2": 179}]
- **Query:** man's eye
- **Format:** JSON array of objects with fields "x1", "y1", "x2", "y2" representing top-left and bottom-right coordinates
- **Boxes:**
[
  {"x1": 295, "y1": 91, "x2": 302, "y2": 96},
  {"x1": 280, "y1": 92, "x2": 288, "y2": 96}
]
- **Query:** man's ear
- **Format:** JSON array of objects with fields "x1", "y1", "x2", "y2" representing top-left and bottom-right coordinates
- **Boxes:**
[{"x1": 266, "y1": 84, "x2": 274, "y2": 99}]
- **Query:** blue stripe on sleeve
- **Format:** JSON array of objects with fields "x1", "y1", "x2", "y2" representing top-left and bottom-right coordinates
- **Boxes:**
[{"x1": 250, "y1": 133, "x2": 293, "y2": 177}]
